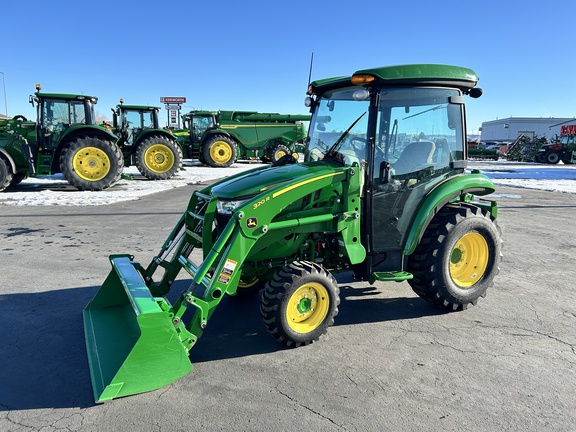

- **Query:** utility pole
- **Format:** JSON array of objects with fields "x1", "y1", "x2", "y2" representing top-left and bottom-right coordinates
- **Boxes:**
[{"x1": 0, "y1": 71, "x2": 7, "y2": 118}]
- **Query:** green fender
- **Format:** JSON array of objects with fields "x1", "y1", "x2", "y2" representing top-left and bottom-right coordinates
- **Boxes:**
[
  {"x1": 59, "y1": 124, "x2": 118, "y2": 144},
  {"x1": 402, "y1": 173, "x2": 496, "y2": 255}
]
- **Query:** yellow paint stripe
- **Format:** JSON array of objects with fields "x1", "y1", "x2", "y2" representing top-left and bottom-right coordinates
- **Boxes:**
[{"x1": 272, "y1": 172, "x2": 343, "y2": 198}]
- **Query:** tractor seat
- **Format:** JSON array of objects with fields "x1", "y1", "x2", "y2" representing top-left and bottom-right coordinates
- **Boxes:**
[{"x1": 393, "y1": 141, "x2": 435, "y2": 175}]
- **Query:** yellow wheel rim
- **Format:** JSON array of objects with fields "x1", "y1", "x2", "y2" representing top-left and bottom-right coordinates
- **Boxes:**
[
  {"x1": 275, "y1": 149, "x2": 287, "y2": 159},
  {"x1": 210, "y1": 141, "x2": 233, "y2": 164},
  {"x1": 72, "y1": 146, "x2": 111, "y2": 181},
  {"x1": 286, "y1": 282, "x2": 329, "y2": 333},
  {"x1": 144, "y1": 144, "x2": 174, "y2": 173},
  {"x1": 450, "y1": 232, "x2": 489, "y2": 288},
  {"x1": 238, "y1": 276, "x2": 259, "y2": 289}
]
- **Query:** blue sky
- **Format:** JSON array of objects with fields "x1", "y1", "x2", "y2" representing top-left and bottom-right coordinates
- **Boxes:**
[{"x1": 1, "y1": 0, "x2": 575, "y2": 134}]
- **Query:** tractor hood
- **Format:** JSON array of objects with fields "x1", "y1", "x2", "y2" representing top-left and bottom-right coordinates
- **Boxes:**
[{"x1": 211, "y1": 162, "x2": 340, "y2": 200}]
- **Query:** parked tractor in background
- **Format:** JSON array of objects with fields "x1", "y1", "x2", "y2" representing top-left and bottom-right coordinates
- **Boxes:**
[
  {"x1": 83, "y1": 64, "x2": 502, "y2": 403},
  {"x1": 107, "y1": 101, "x2": 183, "y2": 179},
  {"x1": 174, "y1": 110, "x2": 310, "y2": 167},
  {"x1": 535, "y1": 125, "x2": 576, "y2": 164},
  {"x1": 0, "y1": 85, "x2": 122, "y2": 192}
]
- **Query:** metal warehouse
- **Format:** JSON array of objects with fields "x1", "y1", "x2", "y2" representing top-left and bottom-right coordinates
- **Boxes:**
[{"x1": 480, "y1": 117, "x2": 574, "y2": 143}]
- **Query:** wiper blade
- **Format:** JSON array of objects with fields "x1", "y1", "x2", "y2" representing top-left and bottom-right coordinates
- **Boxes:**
[{"x1": 325, "y1": 111, "x2": 367, "y2": 159}]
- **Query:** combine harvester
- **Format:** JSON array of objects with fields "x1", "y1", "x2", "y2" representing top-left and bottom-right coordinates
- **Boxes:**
[{"x1": 84, "y1": 64, "x2": 502, "y2": 402}]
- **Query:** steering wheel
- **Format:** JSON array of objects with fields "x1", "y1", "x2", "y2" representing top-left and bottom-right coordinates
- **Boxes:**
[
  {"x1": 349, "y1": 136, "x2": 367, "y2": 153},
  {"x1": 12, "y1": 115, "x2": 28, "y2": 122}
]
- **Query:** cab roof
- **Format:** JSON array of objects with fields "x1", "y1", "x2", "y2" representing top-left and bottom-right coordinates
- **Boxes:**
[
  {"x1": 309, "y1": 64, "x2": 479, "y2": 94},
  {"x1": 118, "y1": 104, "x2": 160, "y2": 111},
  {"x1": 36, "y1": 92, "x2": 98, "y2": 103}
]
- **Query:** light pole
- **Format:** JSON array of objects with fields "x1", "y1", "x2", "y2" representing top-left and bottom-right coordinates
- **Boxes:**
[{"x1": 0, "y1": 71, "x2": 7, "y2": 118}]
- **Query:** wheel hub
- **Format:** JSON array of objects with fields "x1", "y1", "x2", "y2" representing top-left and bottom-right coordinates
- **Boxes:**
[
  {"x1": 450, "y1": 232, "x2": 489, "y2": 288},
  {"x1": 211, "y1": 141, "x2": 232, "y2": 164},
  {"x1": 286, "y1": 283, "x2": 329, "y2": 333},
  {"x1": 145, "y1": 144, "x2": 174, "y2": 173},
  {"x1": 72, "y1": 147, "x2": 111, "y2": 181}
]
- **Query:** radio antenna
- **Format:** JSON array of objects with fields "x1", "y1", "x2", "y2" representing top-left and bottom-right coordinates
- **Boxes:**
[{"x1": 307, "y1": 52, "x2": 314, "y2": 86}]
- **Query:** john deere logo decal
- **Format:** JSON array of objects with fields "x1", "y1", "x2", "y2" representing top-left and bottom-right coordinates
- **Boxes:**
[{"x1": 246, "y1": 217, "x2": 258, "y2": 228}]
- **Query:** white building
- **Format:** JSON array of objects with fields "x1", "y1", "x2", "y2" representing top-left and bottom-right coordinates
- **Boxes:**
[{"x1": 479, "y1": 117, "x2": 574, "y2": 143}]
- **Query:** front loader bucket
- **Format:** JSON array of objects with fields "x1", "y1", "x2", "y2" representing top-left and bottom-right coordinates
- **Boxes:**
[{"x1": 83, "y1": 255, "x2": 193, "y2": 403}]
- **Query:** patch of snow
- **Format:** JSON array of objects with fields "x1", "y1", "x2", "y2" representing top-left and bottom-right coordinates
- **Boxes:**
[
  {"x1": 1, "y1": 159, "x2": 575, "y2": 207},
  {"x1": 0, "y1": 161, "x2": 265, "y2": 206}
]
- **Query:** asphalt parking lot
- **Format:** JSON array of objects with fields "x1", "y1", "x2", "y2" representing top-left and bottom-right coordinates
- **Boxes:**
[{"x1": 1, "y1": 179, "x2": 575, "y2": 431}]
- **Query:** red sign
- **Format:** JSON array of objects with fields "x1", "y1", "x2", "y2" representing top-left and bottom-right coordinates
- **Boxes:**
[
  {"x1": 160, "y1": 97, "x2": 186, "y2": 104},
  {"x1": 560, "y1": 125, "x2": 576, "y2": 135}
]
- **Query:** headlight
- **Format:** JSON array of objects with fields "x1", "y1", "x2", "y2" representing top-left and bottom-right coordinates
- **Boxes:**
[{"x1": 216, "y1": 198, "x2": 249, "y2": 215}]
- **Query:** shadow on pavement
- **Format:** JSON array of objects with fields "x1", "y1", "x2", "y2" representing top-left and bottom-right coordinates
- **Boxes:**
[{"x1": 0, "y1": 280, "x2": 443, "y2": 411}]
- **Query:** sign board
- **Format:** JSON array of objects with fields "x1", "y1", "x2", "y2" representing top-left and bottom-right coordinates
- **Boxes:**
[
  {"x1": 160, "y1": 97, "x2": 186, "y2": 104},
  {"x1": 165, "y1": 105, "x2": 181, "y2": 110},
  {"x1": 561, "y1": 125, "x2": 576, "y2": 135}
]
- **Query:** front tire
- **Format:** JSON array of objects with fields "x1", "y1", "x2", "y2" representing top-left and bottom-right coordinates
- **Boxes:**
[
  {"x1": 407, "y1": 204, "x2": 502, "y2": 311},
  {"x1": 202, "y1": 135, "x2": 237, "y2": 167},
  {"x1": 135, "y1": 136, "x2": 183, "y2": 180},
  {"x1": 60, "y1": 137, "x2": 123, "y2": 191},
  {"x1": 260, "y1": 261, "x2": 340, "y2": 347}
]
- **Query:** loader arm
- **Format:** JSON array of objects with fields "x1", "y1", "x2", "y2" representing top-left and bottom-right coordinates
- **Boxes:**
[{"x1": 83, "y1": 164, "x2": 365, "y2": 402}]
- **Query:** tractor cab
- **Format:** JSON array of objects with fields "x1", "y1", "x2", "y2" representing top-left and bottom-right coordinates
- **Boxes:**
[
  {"x1": 113, "y1": 101, "x2": 160, "y2": 145},
  {"x1": 185, "y1": 111, "x2": 216, "y2": 143},
  {"x1": 304, "y1": 65, "x2": 482, "y2": 274},
  {"x1": 30, "y1": 85, "x2": 97, "y2": 152}
]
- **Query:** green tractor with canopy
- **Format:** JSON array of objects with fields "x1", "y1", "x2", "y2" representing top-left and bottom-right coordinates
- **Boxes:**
[
  {"x1": 0, "y1": 85, "x2": 122, "y2": 191},
  {"x1": 109, "y1": 101, "x2": 183, "y2": 179},
  {"x1": 83, "y1": 64, "x2": 502, "y2": 402}
]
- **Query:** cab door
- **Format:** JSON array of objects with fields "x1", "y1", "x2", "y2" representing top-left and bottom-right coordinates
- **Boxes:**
[{"x1": 369, "y1": 88, "x2": 465, "y2": 258}]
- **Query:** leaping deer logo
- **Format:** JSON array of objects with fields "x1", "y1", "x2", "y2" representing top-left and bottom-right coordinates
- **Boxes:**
[{"x1": 246, "y1": 217, "x2": 258, "y2": 228}]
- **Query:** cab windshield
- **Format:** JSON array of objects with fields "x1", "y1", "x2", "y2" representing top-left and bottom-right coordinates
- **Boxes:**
[
  {"x1": 305, "y1": 87, "x2": 370, "y2": 167},
  {"x1": 191, "y1": 115, "x2": 215, "y2": 141},
  {"x1": 306, "y1": 86, "x2": 465, "y2": 172}
]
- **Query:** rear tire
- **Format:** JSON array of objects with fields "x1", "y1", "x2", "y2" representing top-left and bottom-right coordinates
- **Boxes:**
[
  {"x1": 235, "y1": 275, "x2": 267, "y2": 298},
  {"x1": 135, "y1": 136, "x2": 183, "y2": 180},
  {"x1": 260, "y1": 261, "x2": 339, "y2": 347},
  {"x1": 544, "y1": 151, "x2": 561, "y2": 164},
  {"x1": 269, "y1": 143, "x2": 291, "y2": 163},
  {"x1": 0, "y1": 156, "x2": 14, "y2": 192},
  {"x1": 202, "y1": 135, "x2": 236, "y2": 167},
  {"x1": 10, "y1": 172, "x2": 27, "y2": 187},
  {"x1": 60, "y1": 137, "x2": 123, "y2": 191},
  {"x1": 407, "y1": 204, "x2": 502, "y2": 311}
]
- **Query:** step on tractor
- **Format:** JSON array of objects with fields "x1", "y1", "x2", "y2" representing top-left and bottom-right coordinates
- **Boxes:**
[
  {"x1": 535, "y1": 125, "x2": 576, "y2": 164},
  {"x1": 108, "y1": 101, "x2": 183, "y2": 179},
  {"x1": 83, "y1": 64, "x2": 503, "y2": 402},
  {"x1": 174, "y1": 110, "x2": 310, "y2": 167},
  {"x1": 0, "y1": 85, "x2": 122, "y2": 192}
]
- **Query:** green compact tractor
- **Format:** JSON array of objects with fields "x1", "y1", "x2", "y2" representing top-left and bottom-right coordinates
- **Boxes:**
[
  {"x1": 175, "y1": 110, "x2": 310, "y2": 167},
  {"x1": 109, "y1": 101, "x2": 183, "y2": 179},
  {"x1": 84, "y1": 64, "x2": 502, "y2": 402},
  {"x1": 0, "y1": 85, "x2": 122, "y2": 191}
]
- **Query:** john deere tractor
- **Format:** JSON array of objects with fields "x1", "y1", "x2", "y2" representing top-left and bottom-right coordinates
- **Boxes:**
[
  {"x1": 0, "y1": 85, "x2": 122, "y2": 191},
  {"x1": 109, "y1": 101, "x2": 183, "y2": 179},
  {"x1": 83, "y1": 64, "x2": 502, "y2": 402}
]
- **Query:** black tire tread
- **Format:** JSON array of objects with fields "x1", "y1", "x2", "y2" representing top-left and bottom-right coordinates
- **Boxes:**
[
  {"x1": 407, "y1": 204, "x2": 503, "y2": 311},
  {"x1": 259, "y1": 261, "x2": 339, "y2": 348}
]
